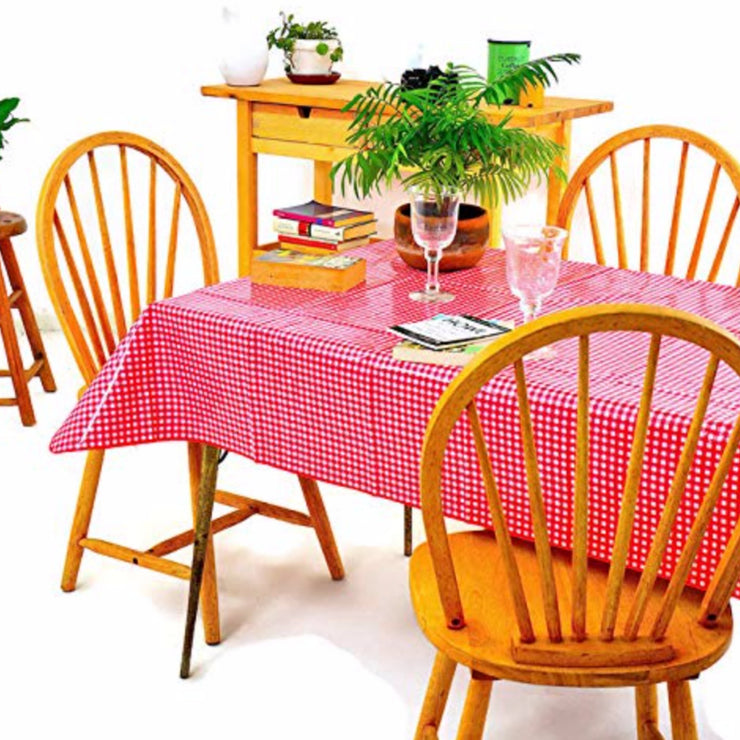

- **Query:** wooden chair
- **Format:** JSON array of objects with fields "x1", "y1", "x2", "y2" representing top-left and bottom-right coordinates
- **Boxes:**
[
  {"x1": 410, "y1": 304, "x2": 740, "y2": 740},
  {"x1": 556, "y1": 125, "x2": 740, "y2": 284},
  {"x1": 36, "y1": 132, "x2": 343, "y2": 656},
  {"x1": 0, "y1": 211, "x2": 56, "y2": 424}
]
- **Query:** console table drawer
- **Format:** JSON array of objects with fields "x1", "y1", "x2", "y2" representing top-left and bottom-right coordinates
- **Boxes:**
[{"x1": 252, "y1": 103, "x2": 355, "y2": 148}]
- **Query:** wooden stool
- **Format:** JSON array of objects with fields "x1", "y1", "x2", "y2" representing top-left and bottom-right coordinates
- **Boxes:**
[{"x1": 0, "y1": 211, "x2": 56, "y2": 425}]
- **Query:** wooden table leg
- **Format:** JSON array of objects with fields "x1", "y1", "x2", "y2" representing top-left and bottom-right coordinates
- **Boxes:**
[
  {"x1": 404, "y1": 504, "x2": 413, "y2": 557},
  {"x1": 187, "y1": 442, "x2": 221, "y2": 645},
  {"x1": 546, "y1": 120, "x2": 572, "y2": 224},
  {"x1": 237, "y1": 100, "x2": 258, "y2": 277},
  {"x1": 180, "y1": 444, "x2": 220, "y2": 679},
  {"x1": 314, "y1": 161, "x2": 333, "y2": 204}
]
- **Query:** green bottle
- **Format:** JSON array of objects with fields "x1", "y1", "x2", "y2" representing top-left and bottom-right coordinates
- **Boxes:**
[{"x1": 487, "y1": 39, "x2": 531, "y2": 104}]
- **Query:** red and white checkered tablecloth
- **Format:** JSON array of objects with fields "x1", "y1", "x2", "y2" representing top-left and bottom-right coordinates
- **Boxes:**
[{"x1": 50, "y1": 240, "x2": 740, "y2": 595}]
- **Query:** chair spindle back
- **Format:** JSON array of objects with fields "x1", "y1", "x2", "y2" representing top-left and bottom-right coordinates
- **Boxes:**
[
  {"x1": 37, "y1": 131, "x2": 219, "y2": 385},
  {"x1": 557, "y1": 126, "x2": 740, "y2": 286},
  {"x1": 421, "y1": 305, "x2": 740, "y2": 656}
]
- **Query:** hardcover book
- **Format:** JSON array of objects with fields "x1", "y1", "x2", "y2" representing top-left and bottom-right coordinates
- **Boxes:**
[
  {"x1": 272, "y1": 200, "x2": 375, "y2": 228},
  {"x1": 388, "y1": 314, "x2": 512, "y2": 350},
  {"x1": 277, "y1": 234, "x2": 371, "y2": 252},
  {"x1": 251, "y1": 249, "x2": 366, "y2": 292},
  {"x1": 273, "y1": 217, "x2": 377, "y2": 242}
]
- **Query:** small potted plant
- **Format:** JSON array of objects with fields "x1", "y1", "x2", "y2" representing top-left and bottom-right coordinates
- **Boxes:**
[
  {"x1": 267, "y1": 11, "x2": 343, "y2": 80},
  {"x1": 0, "y1": 97, "x2": 28, "y2": 161},
  {"x1": 332, "y1": 55, "x2": 580, "y2": 270}
]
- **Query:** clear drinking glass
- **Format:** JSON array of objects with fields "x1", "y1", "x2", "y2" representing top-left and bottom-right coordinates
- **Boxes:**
[
  {"x1": 408, "y1": 187, "x2": 461, "y2": 303},
  {"x1": 504, "y1": 225, "x2": 568, "y2": 356}
]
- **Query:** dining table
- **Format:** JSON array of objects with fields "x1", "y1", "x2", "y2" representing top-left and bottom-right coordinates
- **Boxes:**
[{"x1": 49, "y1": 240, "x2": 740, "y2": 668}]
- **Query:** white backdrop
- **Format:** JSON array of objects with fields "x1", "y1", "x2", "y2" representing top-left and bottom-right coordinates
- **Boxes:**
[
  {"x1": 3, "y1": 3, "x2": 740, "y2": 737},
  {"x1": 1, "y1": 0, "x2": 738, "y2": 324}
]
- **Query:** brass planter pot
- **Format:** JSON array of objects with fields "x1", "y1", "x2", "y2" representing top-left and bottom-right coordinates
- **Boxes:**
[{"x1": 393, "y1": 203, "x2": 489, "y2": 271}]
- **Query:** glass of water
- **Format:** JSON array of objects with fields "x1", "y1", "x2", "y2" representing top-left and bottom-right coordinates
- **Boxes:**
[
  {"x1": 504, "y1": 225, "x2": 568, "y2": 356},
  {"x1": 408, "y1": 187, "x2": 461, "y2": 303}
]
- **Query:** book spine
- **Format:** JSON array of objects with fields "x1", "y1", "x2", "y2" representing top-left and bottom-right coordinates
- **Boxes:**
[
  {"x1": 273, "y1": 217, "x2": 343, "y2": 241},
  {"x1": 272, "y1": 209, "x2": 337, "y2": 227},
  {"x1": 278, "y1": 235, "x2": 341, "y2": 251}
]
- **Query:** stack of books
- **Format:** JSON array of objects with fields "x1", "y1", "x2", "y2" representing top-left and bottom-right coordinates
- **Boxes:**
[
  {"x1": 389, "y1": 314, "x2": 513, "y2": 366},
  {"x1": 272, "y1": 200, "x2": 377, "y2": 253}
]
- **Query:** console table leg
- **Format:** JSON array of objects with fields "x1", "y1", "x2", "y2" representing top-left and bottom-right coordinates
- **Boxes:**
[
  {"x1": 314, "y1": 161, "x2": 333, "y2": 204},
  {"x1": 547, "y1": 119, "x2": 572, "y2": 223},
  {"x1": 237, "y1": 100, "x2": 258, "y2": 277}
]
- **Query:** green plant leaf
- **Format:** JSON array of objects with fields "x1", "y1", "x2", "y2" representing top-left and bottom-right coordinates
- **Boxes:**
[{"x1": 332, "y1": 56, "x2": 579, "y2": 202}]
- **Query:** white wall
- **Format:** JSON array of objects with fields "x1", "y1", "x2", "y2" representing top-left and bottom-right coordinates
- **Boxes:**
[{"x1": 1, "y1": 0, "x2": 738, "y2": 328}]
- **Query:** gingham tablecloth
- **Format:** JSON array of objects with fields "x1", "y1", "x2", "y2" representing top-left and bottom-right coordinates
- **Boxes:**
[{"x1": 51, "y1": 240, "x2": 740, "y2": 595}]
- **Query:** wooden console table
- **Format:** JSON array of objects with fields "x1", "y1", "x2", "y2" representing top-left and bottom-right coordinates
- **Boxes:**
[{"x1": 201, "y1": 78, "x2": 613, "y2": 276}]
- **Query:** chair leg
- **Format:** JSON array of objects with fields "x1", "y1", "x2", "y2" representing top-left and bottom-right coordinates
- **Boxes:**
[
  {"x1": 414, "y1": 651, "x2": 457, "y2": 740},
  {"x1": 667, "y1": 680, "x2": 698, "y2": 740},
  {"x1": 456, "y1": 671, "x2": 494, "y2": 740},
  {"x1": 180, "y1": 444, "x2": 220, "y2": 678},
  {"x1": 404, "y1": 504, "x2": 413, "y2": 556},
  {"x1": 61, "y1": 449, "x2": 105, "y2": 591},
  {"x1": 187, "y1": 443, "x2": 221, "y2": 645},
  {"x1": 298, "y1": 475, "x2": 344, "y2": 580},
  {"x1": 636, "y1": 684, "x2": 662, "y2": 739}
]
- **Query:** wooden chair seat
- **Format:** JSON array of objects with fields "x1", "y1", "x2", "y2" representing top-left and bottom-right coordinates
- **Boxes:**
[{"x1": 410, "y1": 530, "x2": 732, "y2": 688}]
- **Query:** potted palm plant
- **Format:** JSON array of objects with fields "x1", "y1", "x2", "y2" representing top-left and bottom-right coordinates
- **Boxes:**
[
  {"x1": 331, "y1": 56, "x2": 580, "y2": 270},
  {"x1": 267, "y1": 11, "x2": 343, "y2": 80}
]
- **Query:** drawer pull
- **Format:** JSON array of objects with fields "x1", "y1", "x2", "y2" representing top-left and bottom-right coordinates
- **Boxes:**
[{"x1": 298, "y1": 106, "x2": 312, "y2": 119}]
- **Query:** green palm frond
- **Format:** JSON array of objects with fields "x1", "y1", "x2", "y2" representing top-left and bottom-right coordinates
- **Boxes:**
[
  {"x1": 0, "y1": 97, "x2": 29, "y2": 160},
  {"x1": 331, "y1": 54, "x2": 580, "y2": 204}
]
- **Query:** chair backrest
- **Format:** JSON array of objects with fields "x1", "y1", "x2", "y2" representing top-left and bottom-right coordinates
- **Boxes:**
[
  {"x1": 420, "y1": 304, "x2": 740, "y2": 653},
  {"x1": 556, "y1": 125, "x2": 740, "y2": 285},
  {"x1": 37, "y1": 131, "x2": 219, "y2": 385}
]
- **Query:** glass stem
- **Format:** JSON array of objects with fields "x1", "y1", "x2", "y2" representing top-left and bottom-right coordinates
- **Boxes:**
[
  {"x1": 519, "y1": 298, "x2": 541, "y2": 325},
  {"x1": 425, "y1": 249, "x2": 441, "y2": 295}
]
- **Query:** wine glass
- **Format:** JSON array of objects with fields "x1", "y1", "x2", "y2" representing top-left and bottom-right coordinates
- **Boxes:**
[
  {"x1": 408, "y1": 186, "x2": 461, "y2": 303},
  {"x1": 504, "y1": 224, "x2": 568, "y2": 356}
]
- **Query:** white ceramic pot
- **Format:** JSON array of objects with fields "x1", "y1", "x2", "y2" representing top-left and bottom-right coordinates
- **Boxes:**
[
  {"x1": 290, "y1": 39, "x2": 340, "y2": 75},
  {"x1": 218, "y1": 7, "x2": 268, "y2": 86}
]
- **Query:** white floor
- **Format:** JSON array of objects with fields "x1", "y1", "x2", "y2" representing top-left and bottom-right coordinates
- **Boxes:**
[{"x1": 2, "y1": 331, "x2": 739, "y2": 740}]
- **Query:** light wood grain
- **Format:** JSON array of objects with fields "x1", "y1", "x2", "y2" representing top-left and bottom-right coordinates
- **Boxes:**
[
  {"x1": 411, "y1": 303, "x2": 740, "y2": 736},
  {"x1": 456, "y1": 673, "x2": 493, "y2": 740},
  {"x1": 39, "y1": 133, "x2": 343, "y2": 675},
  {"x1": 0, "y1": 221, "x2": 56, "y2": 425},
  {"x1": 667, "y1": 681, "x2": 698, "y2": 740},
  {"x1": 414, "y1": 652, "x2": 456, "y2": 740},
  {"x1": 636, "y1": 685, "x2": 663, "y2": 740},
  {"x1": 205, "y1": 80, "x2": 611, "y2": 275},
  {"x1": 558, "y1": 125, "x2": 740, "y2": 284}
]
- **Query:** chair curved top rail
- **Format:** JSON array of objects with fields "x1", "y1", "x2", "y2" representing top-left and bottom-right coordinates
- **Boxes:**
[
  {"x1": 36, "y1": 131, "x2": 219, "y2": 385},
  {"x1": 556, "y1": 125, "x2": 740, "y2": 284}
]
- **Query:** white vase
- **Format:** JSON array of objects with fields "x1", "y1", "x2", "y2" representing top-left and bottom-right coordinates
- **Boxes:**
[
  {"x1": 290, "y1": 39, "x2": 340, "y2": 75},
  {"x1": 218, "y1": 7, "x2": 268, "y2": 87}
]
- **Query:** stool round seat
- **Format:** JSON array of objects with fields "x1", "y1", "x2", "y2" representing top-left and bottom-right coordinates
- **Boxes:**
[{"x1": 0, "y1": 212, "x2": 27, "y2": 240}]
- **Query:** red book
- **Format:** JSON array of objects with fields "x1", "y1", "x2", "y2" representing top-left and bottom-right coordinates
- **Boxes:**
[
  {"x1": 277, "y1": 234, "x2": 370, "y2": 252},
  {"x1": 272, "y1": 200, "x2": 374, "y2": 227}
]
